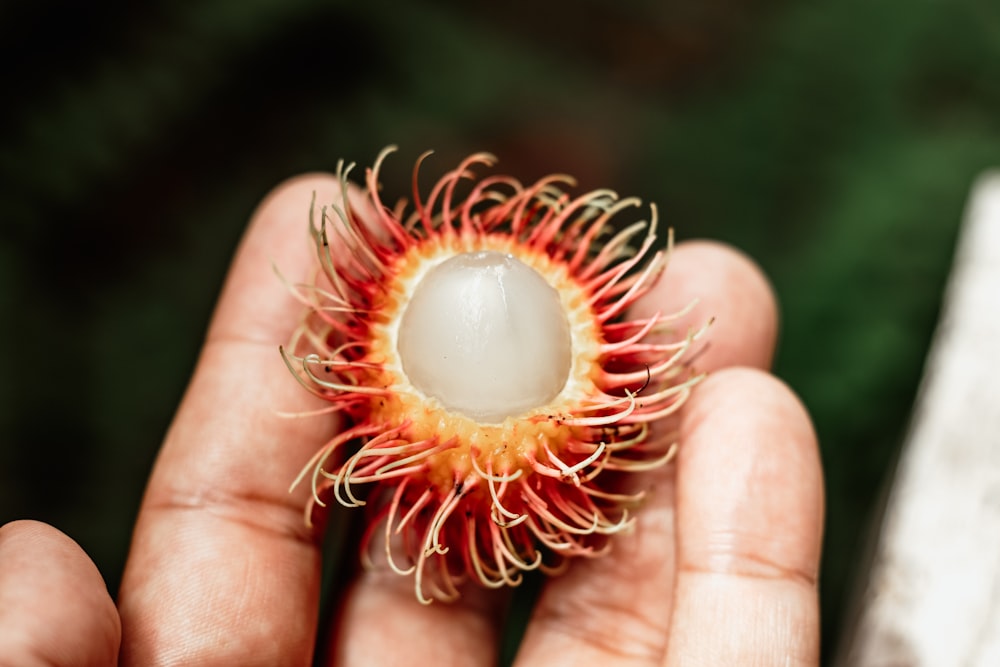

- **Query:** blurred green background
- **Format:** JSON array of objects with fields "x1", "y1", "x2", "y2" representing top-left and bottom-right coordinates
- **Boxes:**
[{"x1": 1, "y1": 0, "x2": 998, "y2": 662}]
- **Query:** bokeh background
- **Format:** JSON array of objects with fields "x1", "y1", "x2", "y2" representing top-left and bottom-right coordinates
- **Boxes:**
[{"x1": 1, "y1": 0, "x2": 998, "y2": 662}]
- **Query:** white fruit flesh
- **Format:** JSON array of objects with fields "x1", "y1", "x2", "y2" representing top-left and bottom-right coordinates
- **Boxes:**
[{"x1": 397, "y1": 251, "x2": 572, "y2": 423}]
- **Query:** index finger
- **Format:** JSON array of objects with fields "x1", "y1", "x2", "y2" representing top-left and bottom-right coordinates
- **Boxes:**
[{"x1": 118, "y1": 174, "x2": 343, "y2": 665}]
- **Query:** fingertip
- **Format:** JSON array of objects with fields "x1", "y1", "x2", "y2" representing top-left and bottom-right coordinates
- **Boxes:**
[
  {"x1": 683, "y1": 367, "x2": 819, "y2": 482},
  {"x1": 209, "y1": 172, "x2": 342, "y2": 346},
  {"x1": 249, "y1": 172, "x2": 340, "y2": 221},
  {"x1": 241, "y1": 170, "x2": 344, "y2": 274},
  {"x1": 679, "y1": 367, "x2": 824, "y2": 578},
  {"x1": 683, "y1": 367, "x2": 816, "y2": 462},
  {"x1": 638, "y1": 240, "x2": 780, "y2": 372},
  {"x1": 0, "y1": 520, "x2": 121, "y2": 667},
  {"x1": 682, "y1": 241, "x2": 779, "y2": 370}
]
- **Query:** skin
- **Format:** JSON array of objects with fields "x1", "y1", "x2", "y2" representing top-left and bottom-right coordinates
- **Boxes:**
[{"x1": 0, "y1": 173, "x2": 823, "y2": 666}]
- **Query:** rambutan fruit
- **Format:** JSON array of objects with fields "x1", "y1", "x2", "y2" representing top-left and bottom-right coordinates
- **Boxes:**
[{"x1": 281, "y1": 147, "x2": 707, "y2": 603}]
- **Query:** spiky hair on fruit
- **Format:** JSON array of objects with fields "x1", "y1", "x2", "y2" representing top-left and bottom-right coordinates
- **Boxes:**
[{"x1": 280, "y1": 147, "x2": 708, "y2": 603}]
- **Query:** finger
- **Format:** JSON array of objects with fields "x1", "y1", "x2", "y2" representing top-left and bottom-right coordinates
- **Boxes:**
[
  {"x1": 635, "y1": 240, "x2": 779, "y2": 372},
  {"x1": 663, "y1": 369, "x2": 823, "y2": 666},
  {"x1": 319, "y1": 181, "x2": 512, "y2": 667},
  {"x1": 118, "y1": 174, "x2": 344, "y2": 665},
  {"x1": 515, "y1": 241, "x2": 780, "y2": 666},
  {"x1": 0, "y1": 520, "x2": 121, "y2": 666},
  {"x1": 328, "y1": 574, "x2": 506, "y2": 667},
  {"x1": 321, "y1": 283, "x2": 506, "y2": 662}
]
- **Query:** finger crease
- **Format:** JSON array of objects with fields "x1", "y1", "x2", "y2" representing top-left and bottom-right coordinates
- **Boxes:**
[
  {"x1": 144, "y1": 486, "x2": 320, "y2": 549},
  {"x1": 678, "y1": 552, "x2": 817, "y2": 588},
  {"x1": 531, "y1": 594, "x2": 665, "y2": 663}
]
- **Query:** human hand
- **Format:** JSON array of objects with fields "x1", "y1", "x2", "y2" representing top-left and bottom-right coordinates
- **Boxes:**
[{"x1": 0, "y1": 174, "x2": 823, "y2": 666}]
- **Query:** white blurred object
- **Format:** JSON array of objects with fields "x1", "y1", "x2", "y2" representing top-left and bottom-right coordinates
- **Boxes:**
[{"x1": 839, "y1": 172, "x2": 1000, "y2": 666}]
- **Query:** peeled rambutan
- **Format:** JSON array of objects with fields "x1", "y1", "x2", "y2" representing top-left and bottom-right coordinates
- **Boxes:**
[{"x1": 281, "y1": 147, "x2": 707, "y2": 603}]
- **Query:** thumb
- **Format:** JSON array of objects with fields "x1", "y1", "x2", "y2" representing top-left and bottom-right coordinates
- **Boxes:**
[{"x1": 0, "y1": 520, "x2": 121, "y2": 667}]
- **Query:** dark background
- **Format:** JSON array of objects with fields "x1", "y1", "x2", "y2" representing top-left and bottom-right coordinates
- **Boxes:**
[{"x1": 2, "y1": 0, "x2": 998, "y2": 662}]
